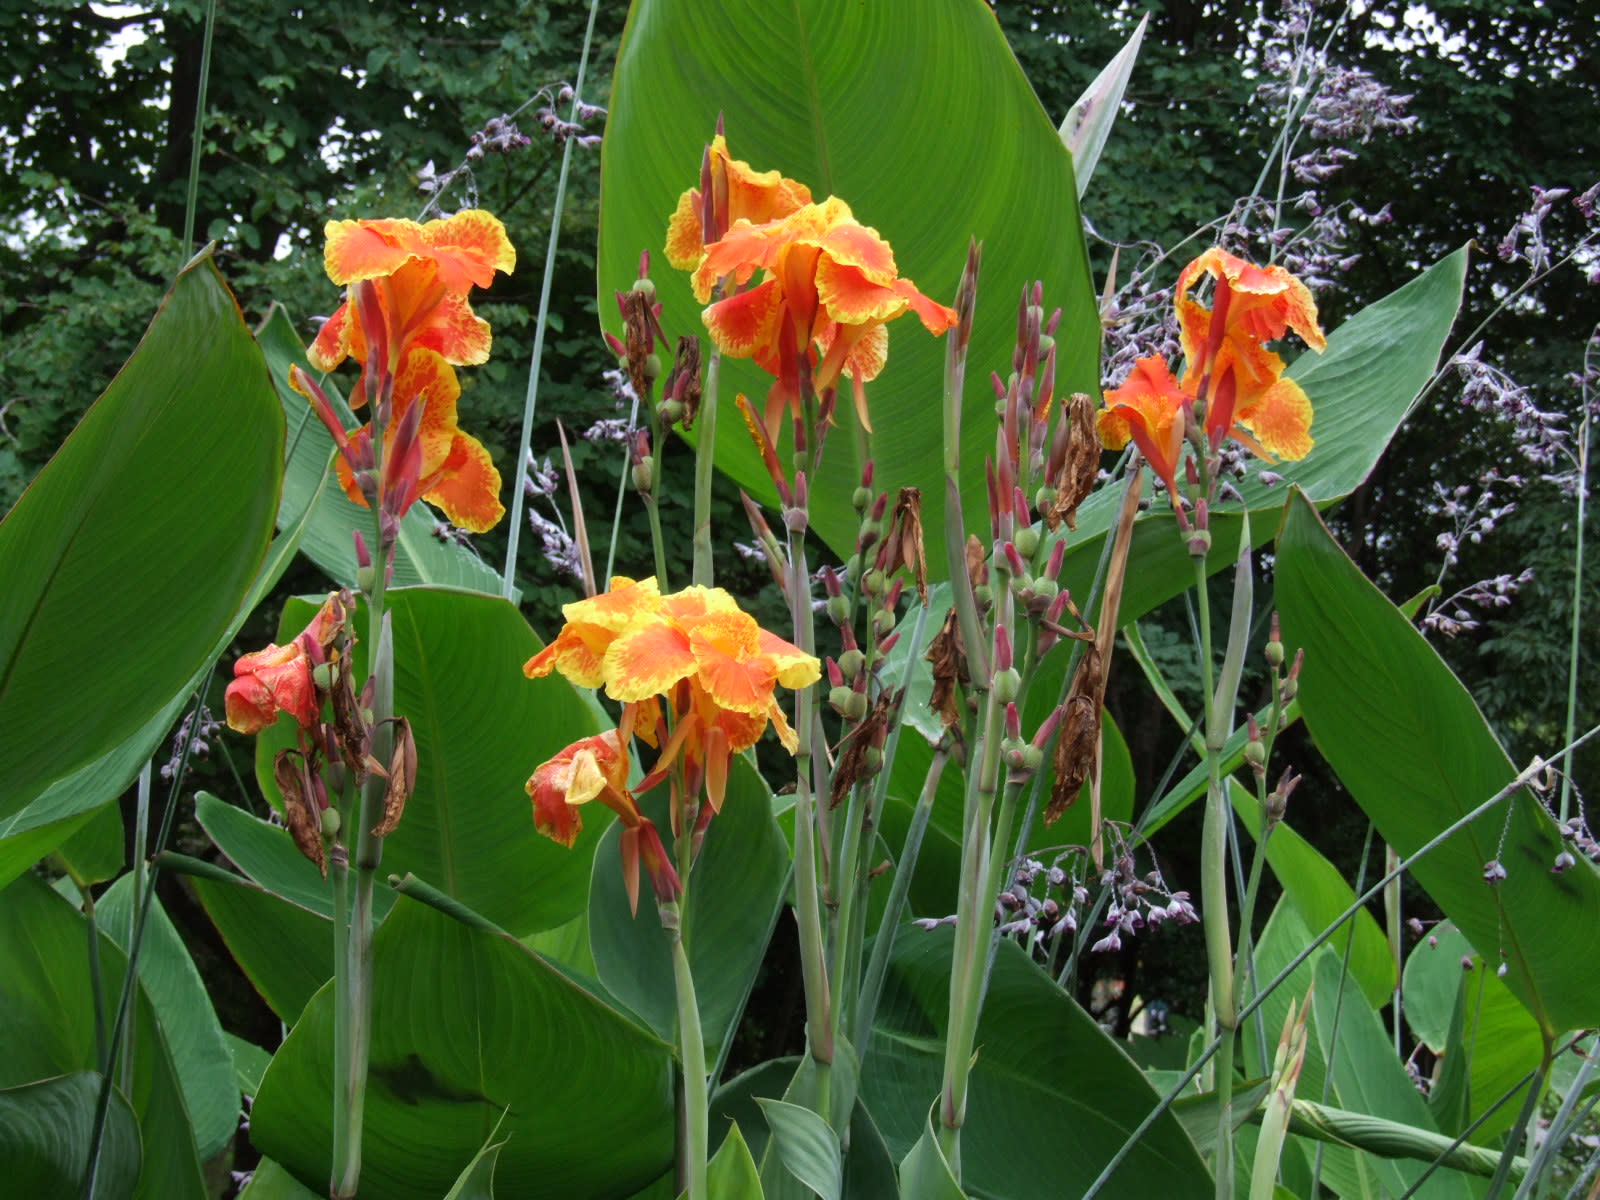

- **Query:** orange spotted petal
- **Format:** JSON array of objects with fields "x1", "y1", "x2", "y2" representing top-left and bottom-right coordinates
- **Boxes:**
[
  {"x1": 420, "y1": 210, "x2": 517, "y2": 290},
  {"x1": 1232, "y1": 374, "x2": 1315, "y2": 462},
  {"x1": 562, "y1": 576, "x2": 664, "y2": 634},
  {"x1": 603, "y1": 617, "x2": 697, "y2": 702},
  {"x1": 688, "y1": 611, "x2": 775, "y2": 715},
  {"x1": 421, "y1": 431, "x2": 504, "y2": 533},
  {"x1": 703, "y1": 280, "x2": 783, "y2": 360},
  {"x1": 757, "y1": 628, "x2": 821, "y2": 689},
  {"x1": 308, "y1": 302, "x2": 356, "y2": 374},
  {"x1": 665, "y1": 188, "x2": 707, "y2": 271},
  {"x1": 323, "y1": 218, "x2": 422, "y2": 285},
  {"x1": 815, "y1": 258, "x2": 907, "y2": 325},
  {"x1": 1099, "y1": 356, "x2": 1189, "y2": 492}
]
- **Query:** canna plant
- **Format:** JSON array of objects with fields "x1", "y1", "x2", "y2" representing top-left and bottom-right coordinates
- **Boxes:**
[{"x1": 2, "y1": 3, "x2": 1598, "y2": 1200}]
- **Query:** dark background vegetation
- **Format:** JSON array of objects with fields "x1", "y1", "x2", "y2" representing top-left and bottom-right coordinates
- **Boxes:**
[{"x1": 4, "y1": 0, "x2": 1596, "y2": 1131}]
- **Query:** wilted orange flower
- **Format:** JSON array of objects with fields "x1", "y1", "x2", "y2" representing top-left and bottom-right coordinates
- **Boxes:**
[
  {"x1": 692, "y1": 196, "x2": 958, "y2": 439},
  {"x1": 526, "y1": 729, "x2": 680, "y2": 913},
  {"x1": 224, "y1": 594, "x2": 346, "y2": 735},
  {"x1": 1097, "y1": 356, "x2": 1189, "y2": 494},
  {"x1": 299, "y1": 211, "x2": 515, "y2": 533},
  {"x1": 1175, "y1": 247, "x2": 1325, "y2": 461},
  {"x1": 664, "y1": 133, "x2": 812, "y2": 272}
]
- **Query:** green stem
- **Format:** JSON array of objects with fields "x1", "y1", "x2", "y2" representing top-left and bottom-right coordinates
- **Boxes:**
[
  {"x1": 179, "y1": 0, "x2": 219, "y2": 255},
  {"x1": 938, "y1": 596, "x2": 1012, "y2": 1173},
  {"x1": 329, "y1": 847, "x2": 353, "y2": 1190},
  {"x1": 668, "y1": 909, "x2": 710, "y2": 1200},
  {"x1": 1193, "y1": 553, "x2": 1236, "y2": 1200},
  {"x1": 1560, "y1": 386, "x2": 1591, "y2": 823},
  {"x1": 856, "y1": 747, "x2": 951, "y2": 1052},
  {"x1": 645, "y1": 493, "x2": 671, "y2": 589},
  {"x1": 786, "y1": 524, "x2": 834, "y2": 1093},
  {"x1": 690, "y1": 348, "x2": 721, "y2": 587},
  {"x1": 499, "y1": 0, "x2": 601, "y2": 599}
]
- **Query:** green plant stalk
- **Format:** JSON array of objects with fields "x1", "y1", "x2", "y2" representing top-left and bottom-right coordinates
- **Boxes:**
[
  {"x1": 1193, "y1": 553, "x2": 1237, "y2": 1200},
  {"x1": 331, "y1": 476, "x2": 395, "y2": 1197},
  {"x1": 786, "y1": 523, "x2": 834, "y2": 1101},
  {"x1": 179, "y1": 0, "x2": 219, "y2": 254},
  {"x1": 1485, "y1": 1047, "x2": 1551, "y2": 1200},
  {"x1": 856, "y1": 745, "x2": 952, "y2": 1057},
  {"x1": 829, "y1": 776, "x2": 870, "y2": 1042},
  {"x1": 500, "y1": 0, "x2": 601, "y2": 599},
  {"x1": 690, "y1": 347, "x2": 722, "y2": 588},
  {"x1": 120, "y1": 760, "x2": 153, "y2": 1089},
  {"x1": 1513, "y1": 1035, "x2": 1596, "y2": 1199},
  {"x1": 667, "y1": 903, "x2": 710, "y2": 1200},
  {"x1": 645, "y1": 490, "x2": 671, "y2": 589},
  {"x1": 1560, "y1": 392, "x2": 1591, "y2": 824},
  {"x1": 328, "y1": 848, "x2": 353, "y2": 1189},
  {"x1": 938, "y1": 596, "x2": 1013, "y2": 1172},
  {"x1": 1080, "y1": 723, "x2": 1600, "y2": 1200}
]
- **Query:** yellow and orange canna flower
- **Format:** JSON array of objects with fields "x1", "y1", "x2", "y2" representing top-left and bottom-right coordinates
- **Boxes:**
[
  {"x1": 525, "y1": 730, "x2": 680, "y2": 912},
  {"x1": 301, "y1": 211, "x2": 515, "y2": 532},
  {"x1": 1175, "y1": 248, "x2": 1325, "y2": 461},
  {"x1": 692, "y1": 196, "x2": 958, "y2": 439},
  {"x1": 1097, "y1": 356, "x2": 1190, "y2": 495},
  {"x1": 525, "y1": 579, "x2": 819, "y2": 821},
  {"x1": 664, "y1": 134, "x2": 812, "y2": 273}
]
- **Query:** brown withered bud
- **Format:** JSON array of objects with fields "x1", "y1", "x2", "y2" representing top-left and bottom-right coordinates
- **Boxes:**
[
  {"x1": 1046, "y1": 394, "x2": 1101, "y2": 531},
  {"x1": 371, "y1": 717, "x2": 417, "y2": 838},
  {"x1": 925, "y1": 607, "x2": 969, "y2": 729},
  {"x1": 965, "y1": 534, "x2": 987, "y2": 592},
  {"x1": 832, "y1": 691, "x2": 896, "y2": 807},
  {"x1": 273, "y1": 749, "x2": 327, "y2": 876},
  {"x1": 328, "y1": 655, "x2": 369, "y2": 774},
  {"x1": 664, "y1": 336, "x2": 702, "y2": 429},
  {"x1": 880, "y1": 487, "x2": 929, "y2": 604},
  {"x1": 1046, "y1": 645, "x2": 1104, "y2": 824},
  {"x1": 621, "y1": 287, "x2": 664, "y2": 401}
]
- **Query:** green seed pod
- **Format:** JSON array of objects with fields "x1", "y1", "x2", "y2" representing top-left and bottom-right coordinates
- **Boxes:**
[
  {"x1": 630, "y1": 277, "x2": 657, "y2": 301},
  {"x1": 1034, "y1": 485, "x2": 1057, "y2": 514},
  {"x1": 828, "y1": 685, "x2": 855, "y2": 713},
  {"x1": 320, "y1": 806, "x2": 342, "y2": 839},
  {"x1": 1244, "y1": 740, "x2": 1268, "y2": 769},
  {"x1": 1013, "y1": 526, "x2": 1040, "y2": 559},
  {"x1": 992, "y1": 667, "x2": 1022, "y2": 704},
  {"x1": 1265, "y1": 639, "x2": 1285, "y2": 669},
  {"x1": 312, "y1": 661, "x2": 339, "y2": 691},
  {"x1": 356, "y1": 564, "x2": 378, "y2": 593},
  {"x1": 1029, "y1": 578, "x2": 1059, "y2": 605},
  {"x1": 658, "y1": 398, "x2": 685, "y2": 425},
  {"x1": 863, "y1": 568, "x2": 887, "y2": 598},
  {"x1": 632, "y1": 455, "x2": 654, "y2": 493},
  {"x1": 845, "y1": 691, "x2": 870, "y2": 722},
  {"x1": 1020, "y1": 744, "x2": 1045, "y2": 772},
  {"x1": 871, "y1": 609, "x2": 896, "y2": 639},
  {"x1": 837, "y1": 648, "x2": 866, "y2": 681},
  {"x1": 643, "y1": 352, "x2": 662, "y2": 381},
  {"x1": 852, "y1": 486, "x2": 872, "y2": 513},
  {"x1": 826, "y1": 594, "x2": 851, "y2": 626},
  {"x1": 1037, "y1": 333, "x2": 1056, "y2": 356}
]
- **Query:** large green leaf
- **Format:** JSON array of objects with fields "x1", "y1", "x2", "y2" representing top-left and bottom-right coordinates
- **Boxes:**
[
  {"x1": 0, "y1": 250, "x2": 283, "y2": 868},
  {"x1": 0, "y1": 1071, "x2": 142, "y2": 1200},
  {"x1": 256, "y1": 588, "x2": 605, "y2": 935},
  {"x1": 99, "y1": 875, "x2": 240, "y2": 1162},
  {"x1": 250, "y1": 894, "x2": 675, "y2": 1200},
  {"x1": 254, "y1": 304, "x2": 508, "y2": 594},
  {"x1": 861, "y1": 927, "x2": 1212, "y2": 1198},
  {"x1": 1060, "y1": 247, "x2": 1468, "y2": 629},
  {"x1": 589, "y1": 755, "x2": 788, "y2": 1062},
  {"x1": 1402, "y1": 925, "x2": 1543, "y2": 1142},
  {"x1": 1276, "y1": 489, "x2": 1600, "y2": 1035},
  {"x1": 0, "y1": 874, "x2": 206, "y2": 1200},
  {"x1": 600, "y1": 0, "x2": 1097, "y2": 567},
  {"x1": 192, "y1": 873, "x2": 335, "y2": 1024}
]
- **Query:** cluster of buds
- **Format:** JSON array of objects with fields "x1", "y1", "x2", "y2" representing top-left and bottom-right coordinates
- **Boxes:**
[
  {"x1": 603, "y1": 254, "x2": 704, "y2": 440},
  {"x1": 1244, "y1": 614, "x2": 1305, "y2": 824},
  {"x1": 817, "y1": 475, "x2": 932, "y2": 804},
  {"x1": 534, "y1": 84, "x2": 605, "y2": 148},
  {"x1": 224, "y1": 593, "x2": 416, "y2": 875}
]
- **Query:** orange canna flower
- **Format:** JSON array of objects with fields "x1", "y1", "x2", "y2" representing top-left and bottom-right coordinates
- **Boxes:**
[
  {"x1": 223, "y1": 593, "x2": 348, "y2": 735},
  {"x1": 692, "y1": 196, "x2": 958, "y2": 439},
  {"x1": 1176, "y1": 248, "x2": 1325, "y2": 461},
  {"x1": 664, "y1": 133, "x2": 812, "y2": 273},
  {"x1": 525, "y1": 730, "x2": 680, "y2": 913},
  {"x1": 1097, "y1": 356, "x2": 1190, "y2": 494},
  {"x1": 523, "y1": 575, "x2": 665, "y2": 688},
  {"x1": 300, "y1": 211, "x2": 515, "y2": 533}
]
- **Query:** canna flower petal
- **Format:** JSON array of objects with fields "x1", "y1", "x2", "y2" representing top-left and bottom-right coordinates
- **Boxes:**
[
  {"x1": 758, "y1": 628, "x2": 823, "y2": 690},
  {"x1": 421, "y1": 431, "x2": 505, "y2": 533},
  {"x1": 224, "y1": 642, "x2": 316, "y2": 734},
  {"x1": 603, "y1": 617, "x2": 697, "y2": 702},
  {"x1": 665, "y1": 134, "x2": 812, "y2": 275},
  {"x1": 1177, "y1": 247, "x2": 1326, "y2": 381},
  {"x1": 687, "y1": 610, "x2": 776, "y2": 715},
  {"x1": 524, "y1": 576, "x2": 663, "y2": 686},
  {"x1": 1231, "y1": 374, "x2": 1315, "y2": 461},
  {"x1": 1098, "y1": 356, "x2": 1189, "y2": 493}
]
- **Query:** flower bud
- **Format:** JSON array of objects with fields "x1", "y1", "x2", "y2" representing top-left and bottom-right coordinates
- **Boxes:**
[
  {"x1": 632, "y1": 455, "x2": 654, "y2": 493},
  {"x1": 1265, "y1": 613, "x2": 1285, "y2": 668}
]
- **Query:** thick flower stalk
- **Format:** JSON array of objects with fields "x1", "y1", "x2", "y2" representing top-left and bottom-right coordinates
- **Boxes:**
[{"x1": 525, "y1": 577, "x2": 817, "y2": 1200}]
